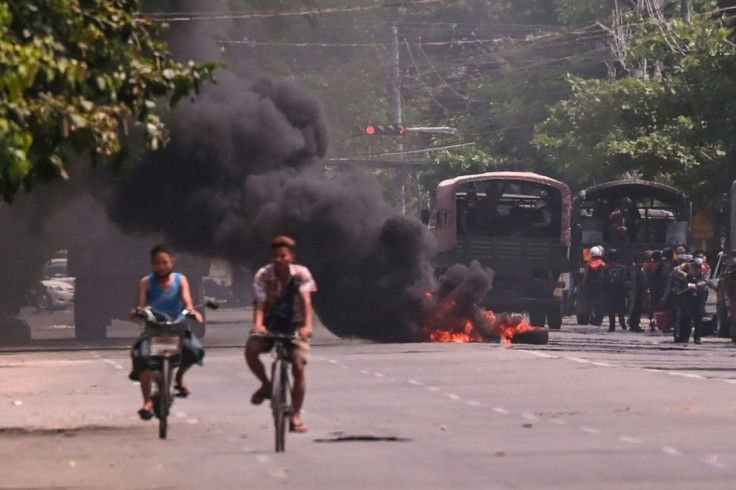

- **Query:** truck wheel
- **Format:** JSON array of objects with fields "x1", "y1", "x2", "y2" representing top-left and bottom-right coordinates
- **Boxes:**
[
  {"x1": 528, "y1": 308, "x2": 546, "y2": 327},
  {"x1": 546, "y1": 307, "x2": 563, "y2": 330}
]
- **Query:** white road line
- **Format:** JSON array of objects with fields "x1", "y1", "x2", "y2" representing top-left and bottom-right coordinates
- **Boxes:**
[
  {"x1": 521, "y1": 350, "x2": 558, "y2": 359},
  {"x1": 590, "y1": 362, "x2": 614, "y2": 367},
  {"x1": 256, "y1": 454, "x2": 272, "y2": 464},
  {"x1": 447, "y1": 394, "x2": 461, "y2": 401},
  {"x1": 522, "y1": 413, "x2": 537, "y2": 421},
  {"x1": 662, "y1": 446, "x2": 682, "y2": 456},
  {"x1": 466, "y1": 400, "x2": 482, "y2": 407},
  {"x1": 407, "y1": 379, "x2": 423, "y2": 386},
  {"x1": 702, "y1": 456, "x2": 726, "y2": 469},
  {"x1": 567, "y1": 357, "x2": 591, "y2": 364},
  {"x1": 328, "y1": 359, "x2": 339, "y2": 364},
  {"x1": 268, "y1": 468, "x2": 289, "y2": 479},
  {"x1": 667, "y1": 372, "x2": 704, "y2": 379},
  {"x1": 493, "y1": 407, "x2": 510, "y2": 415},
  {"x1": 618, "y1": 436, "x2": 643, "y2": 445},
  {"x1": 551, "y1": 418, "x2": 567, "y2": 425},
  {"x1": 722, "y1": 379, "x2": 736, "y2": 385},
  {"x1": 428, "y1": 386, "x2": 440, "y2": 392},
  {"x1": 374, "y1": 372, "x2": 384, "y2": 378},
  {"x1": 359, "y1": 370, "x2": 370, "y2": 375},
  {"x1": 186, "y1": 418, "x2": 199, "y2": 424},
  {"x1": 580, "y1": 427, "x2": 601, "y2": 434}
]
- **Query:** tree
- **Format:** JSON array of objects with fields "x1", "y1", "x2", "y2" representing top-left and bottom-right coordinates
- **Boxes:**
[
  {"x1": 533, "y1": 3, "x2": 736, "y2": 202},
  {"x1": 0, "y1": 0, "x2": 216, "y2": 202}
]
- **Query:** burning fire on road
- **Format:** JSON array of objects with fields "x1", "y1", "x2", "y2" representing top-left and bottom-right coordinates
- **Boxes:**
[{"x1": 422, "y1": 296, "x2": 549, "y2": 345}]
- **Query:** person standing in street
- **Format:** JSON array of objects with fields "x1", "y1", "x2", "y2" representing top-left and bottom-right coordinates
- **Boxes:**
[
  {"x1": 627, "y1": 251, "x2": 647, "y2": 332},
  {"x1": 602, "y1": 248, "x2": 628, "y2": 332},
  {"x1": 578, "y1": 245, "x2": 606, "y2": 325}
]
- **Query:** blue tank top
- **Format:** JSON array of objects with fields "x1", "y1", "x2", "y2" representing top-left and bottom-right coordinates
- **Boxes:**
[{"x1": 147, "y1": 273, "x2": 184, "y2": 317}]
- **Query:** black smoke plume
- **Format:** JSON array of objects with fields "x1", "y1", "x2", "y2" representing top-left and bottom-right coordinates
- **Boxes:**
[{"x1": 109, "y1": 72, "x2": 438, "y2": 341}]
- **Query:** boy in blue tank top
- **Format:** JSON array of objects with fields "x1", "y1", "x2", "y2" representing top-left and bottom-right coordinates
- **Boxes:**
[{"x1": 130, "y1": 244, "x2": 203, "y2": 420}]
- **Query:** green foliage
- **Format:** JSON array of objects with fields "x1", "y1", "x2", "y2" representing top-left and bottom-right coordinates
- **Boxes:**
[
  {"x1": 533, "y1": 11, "x2": 736, "y2": 202},
  {"x1": 0, "y1": 0, "x2": 217, "y2": 202}
]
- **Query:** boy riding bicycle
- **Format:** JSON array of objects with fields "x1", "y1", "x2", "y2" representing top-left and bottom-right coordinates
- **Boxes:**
[
  {"x1": 245, "y1": 235, "x2": 317, "y2": 433},
  {"x1": 130, "y1": 244, "x2": 204, "y2": 420}
]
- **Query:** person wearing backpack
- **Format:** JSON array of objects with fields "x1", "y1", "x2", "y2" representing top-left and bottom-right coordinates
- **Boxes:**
[
  {"x1": 602, "y1": 248, "x2": 628, "y2": 332},
  {"x1": 245, "y1": 235, "x2": 318, "y2": 433}
]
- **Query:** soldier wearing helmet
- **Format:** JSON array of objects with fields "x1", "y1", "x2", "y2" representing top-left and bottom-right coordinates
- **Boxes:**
[
  {"x1": 576, "y1": 245, "x2": 606, "y2": 325},
  {"x1": 602, "y1": 248, "x2": 628, "y2": 332}
]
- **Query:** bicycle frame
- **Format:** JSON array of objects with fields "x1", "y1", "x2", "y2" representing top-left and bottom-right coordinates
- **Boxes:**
[
  {"x1": 138, "y1": 307, "x2": 189, "y2": 439},
  {"x1": 269, "y1": 333, "x2": 296, "y2": 452}
]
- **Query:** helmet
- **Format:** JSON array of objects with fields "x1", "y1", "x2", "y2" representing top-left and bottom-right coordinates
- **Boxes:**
[{"x1": 590, "y1": 246, "x2": 603, "y2": 258}]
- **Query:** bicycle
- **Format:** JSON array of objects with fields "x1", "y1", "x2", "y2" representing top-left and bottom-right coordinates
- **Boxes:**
[
  {"x1": 268, "y1": 332, "x2": 297, "y2": 452},
  {"x1": 135, "y1": 302, "x2": 221, "y2": 439}
]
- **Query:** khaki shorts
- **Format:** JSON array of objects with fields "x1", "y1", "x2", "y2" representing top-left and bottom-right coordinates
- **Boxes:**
[{"x1": 246, "y1": 332, "x2": 310, "y2": 364}]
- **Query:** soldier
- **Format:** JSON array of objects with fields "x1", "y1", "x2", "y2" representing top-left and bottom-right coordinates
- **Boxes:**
[
  {"x1": 682, "y1": 250, "x2": 710, "y2": 343},
  {"x1": 645, "y1": 250, "x2": 668, "y2": 332},
  {"x1": 578, "y1": 245, "x2": 606, "y2": 325},
  {"x1": 602, "y1": 248, "x2": 628, "y2": 332},
  {"x1": 627, "y1": 251, "x2": 647, "y2": 332},
  {"x1": 665, "y1": 253, "x2": 698, "y2": 343}
]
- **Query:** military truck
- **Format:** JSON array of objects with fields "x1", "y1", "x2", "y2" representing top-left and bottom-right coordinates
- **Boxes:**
[
  {"x1": 432, "y1": 171, "x2": 571, "y2": 328},
  {"x1": 569, "y1": 180, "x2": 691, "y2": 324}
]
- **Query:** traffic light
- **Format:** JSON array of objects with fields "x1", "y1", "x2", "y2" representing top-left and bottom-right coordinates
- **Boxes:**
[{"x1": 358, "y1": 124, "x2": 406, "y2": 136}]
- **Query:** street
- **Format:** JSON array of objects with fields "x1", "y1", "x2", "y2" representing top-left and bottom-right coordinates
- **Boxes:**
[{"x1": 2, "y1": 309, "x2": 736, "y2": 489}]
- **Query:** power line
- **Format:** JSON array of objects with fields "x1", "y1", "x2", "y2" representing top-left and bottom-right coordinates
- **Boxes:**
[{"x1": 141, "y1": 0, "x2": 443, "y2": 22}]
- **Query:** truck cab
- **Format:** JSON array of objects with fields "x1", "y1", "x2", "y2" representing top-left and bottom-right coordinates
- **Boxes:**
[{"x1": 433, "y1": 171, "x2": 571, "y2": 328}]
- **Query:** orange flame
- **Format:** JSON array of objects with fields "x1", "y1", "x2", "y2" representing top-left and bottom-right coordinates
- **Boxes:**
[{"x1": 423, "y1": 291, "x2": 546, "y2": 344}]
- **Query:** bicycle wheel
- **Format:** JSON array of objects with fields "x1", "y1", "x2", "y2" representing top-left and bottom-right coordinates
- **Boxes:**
[
  {"x1": 158, "y1": 358, "x2": 170, "y2": 439},
  {"x1": 271, "y1": 360, "x2": 287, "y2": 452}
]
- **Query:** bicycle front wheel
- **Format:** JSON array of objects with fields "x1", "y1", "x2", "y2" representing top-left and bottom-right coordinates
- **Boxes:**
[
  {"x1": 271, "y1": 360, "x2": 287, "y2": 452},
  {"x1": 158, "y1": 358, "x2": 170, "y2": 439}
]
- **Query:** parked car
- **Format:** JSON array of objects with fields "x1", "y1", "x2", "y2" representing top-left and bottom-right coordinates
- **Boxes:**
[
  {"x1": 28, "y1": 257, "x2": 76, "y2": 311},
  {"x1": 34, "y1": 278, "x2": 75, "y2": 310}
]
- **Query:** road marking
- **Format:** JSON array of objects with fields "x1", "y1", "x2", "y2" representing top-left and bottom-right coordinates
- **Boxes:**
[
  {"x1": 374, "y1": 372, "x2": 384, "y2": 378},
  {"x1": 428, "y1": 386, "x2": 440, "y2": 392},
  {"x1": 447, "y1": 394, "x2": 461, "y2": 401},
  {"x1": 581, "y1": 427, "x2": 601, "y2": 434},
  {"x1": 667, "y1": 372, "x2": 704, "y2": 379},
  {"x1": 328, "y1": 359, "x2": 339, "y2": 364},
  {"x1": 521, "y1": 350, "x2": 558, "y2": 359},
  {"x1": 721, "y1": 379, "x2": 736, "y2": 385},
  {"x1": 618, "y1": 436, "x2": 643, "y2": 445},
  {"x1": 256, "y1": 454, "x2": 272, "y2": 464},
  {"x1": 359, "y1": 370, "x2": 370, "y2": 375},
  {"x1": 567, "y1": 357, "x2": 591, "y2": 364},
  {"x1": 268, "y1": 468, "x2": 289, "y2": 479},
  {"x1": 466, "y1": 400, "x2": 482, "y2": 407},
  {"x1": 662, "y1": 446, "x2": 682, "y2": 456},
  {"x1": 590, "y1": 361, "x2": 614, "y2": 367},
  {"x1": 551, "y1": 418, "x2": 567, "y2": 425},
  {"x1": 702, "y1": 456, "x2": 726, "y2": 469},
  {"x1": 186, "y1": 418, "x2": 199, "y2": 424},
  {"x1": 407, "y1": 379, "x2": 423, "y2": 386},
  {"x1": 522, "y1": 412, "x2": 537, "y2": 421},
  {"x1": 175, "y1": 412, "x2": 188, "y2": 418},
  {"x1": 493, "y1": 407, "x2": 510, "y2": 415}
]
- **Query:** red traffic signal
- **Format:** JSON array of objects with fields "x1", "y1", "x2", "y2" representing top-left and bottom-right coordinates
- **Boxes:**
[{"x1": 359, "y1": 124, "x2": 406, "y2": 136}]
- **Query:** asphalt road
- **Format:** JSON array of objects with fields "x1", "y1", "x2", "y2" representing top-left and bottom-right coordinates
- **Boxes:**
[{"x1": 2, "y1": 309, "x2": 736, "y2": 489}]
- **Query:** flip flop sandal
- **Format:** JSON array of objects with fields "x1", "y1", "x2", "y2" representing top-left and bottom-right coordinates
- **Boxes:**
[
  {"x1": 289, "y1": 420, "x2": 308, "y2": 433},
  {"x1": 250, "y1": 387, "x2": 271, "y2": 405},
  {"x1": 174, "y1": 384, "x2": 191, "y2": 398},
  {"x1": 138, "y1": 408, "x2": 154, "y2": 421}
]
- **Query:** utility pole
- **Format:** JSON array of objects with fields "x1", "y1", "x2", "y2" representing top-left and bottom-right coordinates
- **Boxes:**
[{"x1": 390, "y1": 23, "x2": 407, "y2": 215}]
